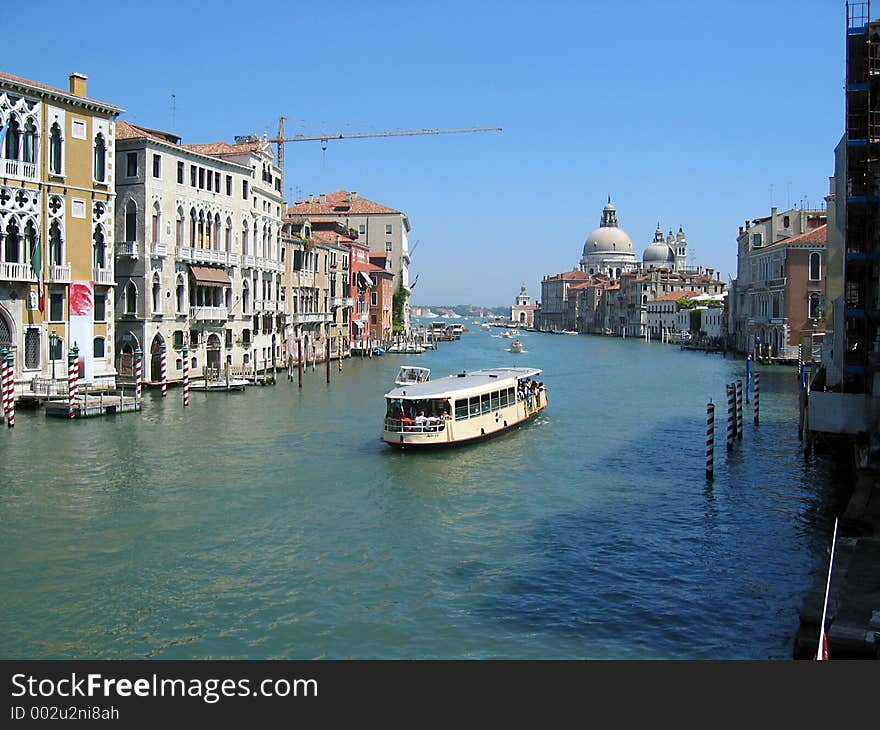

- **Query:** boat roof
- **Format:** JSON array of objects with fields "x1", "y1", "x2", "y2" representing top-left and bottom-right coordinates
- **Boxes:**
[{"x1": 385, "y1": 367, "x2": 542, "y2": 400}]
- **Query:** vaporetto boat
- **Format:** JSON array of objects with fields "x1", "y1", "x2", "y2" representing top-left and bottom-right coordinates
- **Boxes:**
[{"x1": 381, "y1": 367, "x2": 548, "y2": 448}]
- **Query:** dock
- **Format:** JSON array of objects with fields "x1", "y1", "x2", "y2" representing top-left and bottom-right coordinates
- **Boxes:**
[{"x1": 44, "y1": 394, "x2": 141, "y2": 418}]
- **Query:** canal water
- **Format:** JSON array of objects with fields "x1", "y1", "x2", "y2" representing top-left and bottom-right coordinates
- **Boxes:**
[{"x1": 0, "y1": 325, "x2": 844, "y2": 659}]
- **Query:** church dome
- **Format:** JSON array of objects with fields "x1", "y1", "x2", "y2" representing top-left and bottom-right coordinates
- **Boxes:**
[
  {"x1": 581, "y1": 197, "x2": 635, "y2": 258},
  {"x1": 643, "y1": 241, "x2": 675, "y2": 265}
]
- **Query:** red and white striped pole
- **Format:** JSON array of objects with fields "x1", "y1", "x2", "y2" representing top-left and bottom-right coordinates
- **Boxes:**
[
  {"x1": 706, "y1": 400, "x2": 715, "y2": 481},
  {"x1": 68, "y1": 344, "x2": 79, "y2": 419},
  {"x1": 1, "y1": 346, "x2": 8, "y2": 422},
  {"x1": 182, "y1": 344, "x2": 190, "y2": 407},
  {"x1": 134, "y1": 346, "x2": 143, "y2": 408},
  {"x1": 735, "y1": 379, "x2": 743, "y2": 441},
  {"x1": 726, "y1": 383, "x2": 735, "y2": 451},
  {"x1": 4, "y1": 349, "x2": 14, "y2": 428},
  {"x1": 753, "y1": 371, "x2": 760, "y2": 425},
  {"x1": 160, "y1": 341, "x2": 168, "y2": 397}
]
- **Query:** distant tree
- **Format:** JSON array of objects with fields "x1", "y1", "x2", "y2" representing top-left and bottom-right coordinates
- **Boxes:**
[
  {"x1": 676, "y1": 297, "x2": 696, "y2": 310},
  {"x1": 392, "y1": 273, "x2": 409, "y2": 332}
]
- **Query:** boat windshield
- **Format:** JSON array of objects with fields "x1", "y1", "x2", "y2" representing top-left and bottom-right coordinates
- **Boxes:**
[{"x1": 396, "y1": 367, "x2": 430, "y2": 384}]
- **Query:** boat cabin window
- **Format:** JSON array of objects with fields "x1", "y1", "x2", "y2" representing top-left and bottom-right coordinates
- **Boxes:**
[
  {"x1": 481, "y1": 394, "x2": 491, "y2": 414},
  {"x1": 455, "y1": 386, "x2": 517, "y2": 421}
]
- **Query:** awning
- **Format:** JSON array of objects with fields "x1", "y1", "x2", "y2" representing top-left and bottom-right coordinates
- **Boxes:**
[
  {"x1": 354, "y1": 320, "x2": 366, "y2": 329},
  {"x1": 189, "y1": 265, "x2": 231, "y2": 285},
  {"x1": 358, "y1": 271, "x2": 374, "y2": 288}
]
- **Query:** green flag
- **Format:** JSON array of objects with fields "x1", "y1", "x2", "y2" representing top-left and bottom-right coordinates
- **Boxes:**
[{"x1": 30, "y1": 236, "x2": 44, "y2": 312}]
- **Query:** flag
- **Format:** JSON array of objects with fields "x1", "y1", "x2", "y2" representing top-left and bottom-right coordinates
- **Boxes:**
[
  {"x1": 409, "y1": 273, "x2": 420, "y2": 291},
  {"x1": 30, "y1": 235, "x2": 44, "y2": 313},
  {"x1": 821, "y1": 633, "x2": 829, "y2": 660},
  {"x1": 0, "y1": 122, "x2": 8, "y2": 148}
]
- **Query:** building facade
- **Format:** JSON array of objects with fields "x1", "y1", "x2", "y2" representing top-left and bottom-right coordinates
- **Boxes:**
[
  {"x1": 1, "y1": 71, "x2": 122, "y2": 393},
  {"x1": 510, "y1": 283, "x2": 539, "y2": 327},
  {"x1": 113, "y1": 122, "x2": 285, "y2": 382}
]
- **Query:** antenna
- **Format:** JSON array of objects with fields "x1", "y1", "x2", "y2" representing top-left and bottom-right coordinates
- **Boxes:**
[{"x1": 171, "y1": 93, "x2": 176, "y2": 130}]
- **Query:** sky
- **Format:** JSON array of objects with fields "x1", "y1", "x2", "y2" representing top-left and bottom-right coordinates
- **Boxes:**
[{"x1": 3, "y1": 0, "x2": 844, "y2": 307}]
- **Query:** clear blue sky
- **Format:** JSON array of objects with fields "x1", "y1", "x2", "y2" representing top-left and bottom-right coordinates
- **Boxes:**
[{"x1": 4, "y1": 0, "x2": 843, "y2": 307}]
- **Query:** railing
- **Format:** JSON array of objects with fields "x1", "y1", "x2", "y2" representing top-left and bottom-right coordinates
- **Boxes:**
[
  {"x1": 290, "y1": 312, "x2": 330, "y2": 324},
  {"x1": 0, "y1": 262, "x2": 36, "y2": 281},
  {"x1": 384, "y1": 418, "x2": 447, "y2": 433},
  {"x1": 48, "y1": 264, "x2": 71, "y2": 283},
  {"x1": 150, "y1": 242, "x2": 168, "y2": 257},
  {"x1": 241, "y1": 255, "x2": 257, "y2": 269},
  {"x1": 227, "y1": 253, "x2": 239, "y2": 266},
  {"x1": 116, "y1": 241, "x2": 138, "y2": 257},
  {"x1": 93, "y1": 266, "x2": 114, "y2": 285},
  {"x1": 190, "y1": 306, "x2": 228, "y2": 321},
  {"x1": 332, "y1": 296, "x2": 354, "y2": 308},
  {"x1": 3, "y1": 159, "x2": 38, "y2": 181},
  {"x1": 261, "y1": 301, "x2": 280, "y2": 312}
]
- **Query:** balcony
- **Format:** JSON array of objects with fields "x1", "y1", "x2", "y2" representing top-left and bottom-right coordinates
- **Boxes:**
[
  {"x1": 290, "y1": 312, "x2": 330, "y2": 324},
  {"x1": 48, "y1": 264, "x2": 71, "y2": 283},
  {"x1": 190, "y1": 306, "x2": 228, "y2": 322},
  {"x1": 227, "y1": 253, "x2": 239, "y2": 266},
  {"x1": 150, "y1": 242, "x2": 168, "y2": 258},
  {"x1": 261, "y1": 301, "x2": 280, "y2": 312},
  {"x1": 0, "y1": 261, "x2": 35, "y2": 282},
  {"x1": 332, "y1": 296, "x2": 354, "y2": 308},
  {"x1": 117, "y1": 241, "x2": 138, "y2": 258},
  {"x1": 3, "y1": 158, "x2": 38, "y2": 181},
  {"x1": 93, "y1": 266, "x2": 114, "y2": 285},
  {"x1": 241, "y1": 255, "x2": 257, "y2": 269}
]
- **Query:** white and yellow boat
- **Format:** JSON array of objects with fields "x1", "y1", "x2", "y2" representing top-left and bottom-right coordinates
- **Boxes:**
[{"x1": 381, "y1": 367, "x2": 548, "y2": 448}]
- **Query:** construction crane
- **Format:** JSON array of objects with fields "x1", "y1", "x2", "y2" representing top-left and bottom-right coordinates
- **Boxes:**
[{"x1": 271, "y1": 116, "x2": 502, "y2": 177}]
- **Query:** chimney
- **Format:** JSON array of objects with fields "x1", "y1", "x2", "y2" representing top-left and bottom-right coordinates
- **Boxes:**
[
  {"x1": 350, "y1": 191, "x2": 358, "y2": 199},
  {"x1": 69, "y1": 72, "x2": 88, "y2": 98},
  {"x1": 319, "y1": 194, "x2": 326, "y2": 204},
  {"x1": 770, "y1": 206, "x2": 778, "y2": 244}
]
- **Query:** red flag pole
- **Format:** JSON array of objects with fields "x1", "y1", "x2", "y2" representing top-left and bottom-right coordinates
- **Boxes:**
[{"x1": 816, "y1": 517, "x2": 839, "y2": 660}]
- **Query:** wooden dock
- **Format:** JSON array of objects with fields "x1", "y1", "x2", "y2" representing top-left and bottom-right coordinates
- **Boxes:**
[{"x1": 44, "y1": 394, "x2": 141, "y2": 418}]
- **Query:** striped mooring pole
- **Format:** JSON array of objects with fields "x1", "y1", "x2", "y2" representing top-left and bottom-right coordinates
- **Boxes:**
[
  {"x1": 338, "y1": 335, "x2": 343, "y2": 372},
  {"x1": 297, "y1": 338, "x2": 303, "y2": 388},
  {"x1": 160, "y1": 341, "x2": 168, "y2": 397},
  {"x1": 735, "y1": 379, "x2": 743, "y2": 441},
  {"x1": 726, "y1": 383, "x2": 736, "y2": 450},
  {"x1": 4, "y1": 349, "x2": 14, "y2": 428},
  {"x1": 1, "y1": 346, "x2": 8, "y2": 421},
  {"x1": 798, "y1": 343, "x2": 805, "y2": 386},
  {"x1": 754, "y1": 371, "x2": 760, "y2": 425},
  {"x1": 706, "y1": 400, "x2": 715, "y2": 481},
  {"x1": 745, "y1": 354, "x2": 752, "y2": 403},
  {"x1": 182, "y1": 344, "x2": 190, "y2": 407},
  {"x1": 134, "y1": 346, "x2": 143, "y2": 407},
  {"x1": 68, "y1": 344, "x2": 79, "y2": 419}
]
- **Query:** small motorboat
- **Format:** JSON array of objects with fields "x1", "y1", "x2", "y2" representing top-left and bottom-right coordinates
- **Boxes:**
[
  {"x1": 395, "y1": 366, "x2": 431, "y2": 386},
  {"x1": 500, "y1": 330, "x2": 512, "y2": 339},
  {"x1": 510, "y1": 340, "x2": 524, "y2": 353}
]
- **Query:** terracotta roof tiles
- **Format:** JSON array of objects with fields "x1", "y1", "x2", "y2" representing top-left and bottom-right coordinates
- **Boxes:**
[
  {"x1": 0, "y1": 70, "x2": 122, "y2": 111},
  {"x1": 287, "y1": 190, "x2": 400, "y2": 216}
]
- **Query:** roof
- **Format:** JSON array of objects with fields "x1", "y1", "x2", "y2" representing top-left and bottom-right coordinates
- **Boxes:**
[
  {"x1": 648, "y1": 289, "x2": 703, "y2": 303},
  {"x1": 181, "y1": 140, "x2": 269, "y2": 156},
  {"x1": 762, "y1": 223, "x2": 827, "y2": 249},
  {"x1": 287, "y1": 190, "x2": 400, "y2": 216},
  {"x1": 310, "y1": 229, "x2": 357, "y2": 245},
  {"x1": 544, "y1": 270, "x2": 589, "y2": 281},
  {"x1": 385, "y1": 367, "x2": 543, "y2": 400},
  {"x1": 189, "y1": 265, "x2": 231, "y2": 285},
  {"x1": 0, "y1": 70, "x2": 122, "y2": 113},
  {"x1": 116, "y1": 120, "x2": 180, "y2": 145}
]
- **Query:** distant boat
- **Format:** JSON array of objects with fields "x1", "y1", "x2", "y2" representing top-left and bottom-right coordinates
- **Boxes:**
[
  {"x1": 395, "y1": 365, "x2": 431, "y2": 386},
  {"x1": 510, "y1": 340, "x2": 524, "y2": 353}
]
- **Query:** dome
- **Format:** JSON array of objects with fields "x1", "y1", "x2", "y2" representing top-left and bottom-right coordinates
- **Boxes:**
[
  {"x1": 583, "y1": 226, "x2": 635, "y2": 256},
  {"x1": 643, "y1": 241, "x2": 675, "y2": 265}
]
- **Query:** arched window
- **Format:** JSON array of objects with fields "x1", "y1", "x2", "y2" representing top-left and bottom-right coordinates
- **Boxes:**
[
  {"x1": 49, "y1": 123, "x2": 63, "y2": 175},
  {"x1": 226, "y1": 217, "x2": 233, "y2": 252},
  {"x1": 176, "y1": 207, "x2": 184, "y2": 247},
  {"x1": 4, "y1": 219, "x2": 21, "y2": 263},
  {"x1": 214, "y1": 214, "x2": 221, "y2": 251},
  {"x1": 198, "y1": 210, "x2": 205, "y2": 248},
  {"x1": 151, "y1": 202, "x2": 161, "y2": 243},
  {"x1": 242, "y1": 221, "x2": 249, "y2": 255},
  {"x1": 809, "y1": 252, "x2": 821, "y2": 281},
  {"x1": 189, "y1": 208, "x2": 197, "y2": 246},
  {"x1": 204, "y1": 210, "x2": 212, "y2": 249},
  {"x1": 49, "y1": 221, "x2": 63, "y2": 266},
  {"x1": 22, "y1": 118, "x2": 37, "y2": 164},
  {"x1": 125, "y1": 280, "x2": 138, "y2": 315},
  {"x1": 24, "y1": 219, "x2": 37, "y2": 265},
  {"x1": 242, "y1": 280, "x2": 250, "y2": 314},
  {"x1": 93, "y1": 226, "x2": 106, "y2": 269},
  {"x1": 176, "y1": 274, "x2": 185, "y2": 313},
  {"x1": 809, "y1": 293, "x2": 821, "y2": 320},
  {"x1": 125, "y1": 199, "x2": 137, "y2": 242},
  {"x1": 93, "y1": 337, "x2": 105, "y2": 358},
  {"x1": 3, "y1": 118, "x2": 21, "y2": 160},
  {"x1": 93, "y1": 132, "x2": 106, "y2": 182},
  {"x1": 152, "y1": 273, "x2": 161, "y2": 314}
]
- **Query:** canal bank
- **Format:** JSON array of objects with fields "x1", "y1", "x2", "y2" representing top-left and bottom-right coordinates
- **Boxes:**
[{"x1": 0, "y1": 328, "x2": 846, "y2": 658}]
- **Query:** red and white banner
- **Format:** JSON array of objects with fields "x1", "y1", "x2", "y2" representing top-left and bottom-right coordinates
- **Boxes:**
[{"x1": 69, "y1": 281, "x2": 95, "y2": 384}]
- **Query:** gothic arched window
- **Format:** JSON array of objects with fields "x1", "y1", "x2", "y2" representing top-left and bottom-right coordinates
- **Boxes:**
[
  {"x1": 49, "y1": 123, "x2": 63, "y2": 175},
  {"x1": 93, "y1": 132, "x2": 106, "y2": 182},
  {"x1": 125, "y1": 199, "x2": 137, "y2": 242}
]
